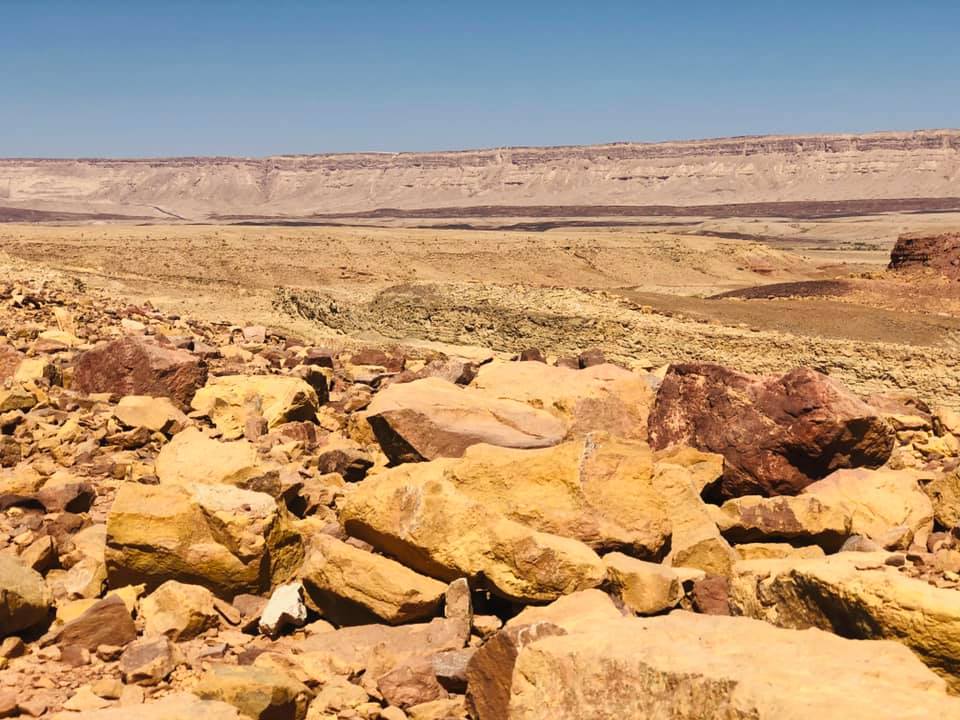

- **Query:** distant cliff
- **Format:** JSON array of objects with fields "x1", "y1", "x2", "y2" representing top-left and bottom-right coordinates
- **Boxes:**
[{"x1": 1, "y1": 129, "x2": 959, "y2": 221}]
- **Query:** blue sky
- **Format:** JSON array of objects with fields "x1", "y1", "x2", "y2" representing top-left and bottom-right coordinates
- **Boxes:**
[{"x1": 2, "y1": 1, "x2": 958, "y2": 157}]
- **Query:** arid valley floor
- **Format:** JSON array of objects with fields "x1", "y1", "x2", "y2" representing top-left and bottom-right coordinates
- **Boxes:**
[{"x1": 4, "y1": 132, "x2": 960, "y2": 719}]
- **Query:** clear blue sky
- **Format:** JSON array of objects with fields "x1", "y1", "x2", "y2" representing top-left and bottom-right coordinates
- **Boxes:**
[{"x1": 2, "y1": 1, "x2": 958, "y2": 157}]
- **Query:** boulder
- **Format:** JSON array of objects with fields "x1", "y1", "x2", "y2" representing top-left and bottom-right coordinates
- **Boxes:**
[
  {"x1": 431, "y1": 436, "x2": 670, "y2": 557},
  {"x1": 718, "y1": 467, "x2": 934, "y2": 551},
  {"x1": 191, "y1": 374, "x2": 320, "y2": 440},
  {"x1": 282, "y1": 617, "x2": 469, "y2": 695},
  {"x1": 465, "y1": 622, "x2": 567, "y2": 720},
  {"x1": 155, "y1": 427, "x2": 280, "y2": 495},
  {"x1": 717, "y1": 495, "x2": 853, "y2": 550},
  {"x1": 54, "y1": 595, "x2": 137, "y2": 650},
  {"x1": 505, "y1": 612, "x2": 960, "y2": 719},
  {"x1": 52, "y1": 595, "x2": 136, "y2": 650},
  {"x1": 602, "y1": 552, "x2": 683, "y2": 615},
  {"x1": 364, "y1": 377, "x2": 565, "y2": 464},
  {"x1": 0, "y1": 553, "x2": 51, "y2": 635},
  {"x1": 106, "y1": 481, "x2": 303, "y2": 597},
  {"x1": 300, "y1": 534, "x2": 446, "y2": 625},
  {"x1": 920, "y1": 468, "x2": 960, "y2": 528},
  {"x1": 470, "y1": 361, "x2": 653, "y2": 440},
  {"x1": 651, "y1": 464, "x2": 737, "y2": 576},
  {"x1": 193, "y1": 665, "x2": 312, "y2": 720},
  {"x1": 48, "y1": 693, "x2": 243, "y2": 720},
  {"x1": 340, "y1": 471, "x2": 604, "y2": 603},
  {"x1": 140, "y1": 580, "x2": 220, "y2": 640},
  {"x1": 648, "y1": 364, "x2": 895, "y2": 498},
  {"x1": 113, "y1": 395, "x2": 188, "y2": 433},
  {"x1": 729, "y1": 552, "x2": 960, "y2": 689},
  {"x1": 72, "y1": 336, "x2": 206, "y2": 407}
]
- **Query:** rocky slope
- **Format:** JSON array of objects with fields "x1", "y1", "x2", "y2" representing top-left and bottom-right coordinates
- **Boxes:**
[
  {"x1": 3, "y1": 258, "x2": 960, "y2": 718},
  {"x1": 2, "y1": 130, "x2": 959, "y2": 220}
]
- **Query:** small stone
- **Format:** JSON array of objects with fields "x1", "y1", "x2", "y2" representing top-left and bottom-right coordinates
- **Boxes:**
[
  {"x1": 380, "y1": 708, "x2": 408, "y2": 720},
  {"x1": 117, "y1": 684, "x2": 145, "y2": 706},
  {"x1": 444, "y1": 578, "x2": 472, "y2": 627},
  {"x1": 63, "y1": 685, "x2": 112, "y2": 712},
  {"x1": 471, "y1": 615, "x2": 502, "y2": 639},
  {"x1": 690, "y1": 575, "x2": 731, "y2": 616},
  {"x1": 96, "y1": 644, "x2": 124, "y2": 661},
  {"x1": 92, "y1": 677, "x2": 124, "y2": 700},
  {"x1": 0, "y1": 637, "x2": 25, "y2": 659},
  {"x1": 259, "y1": 581, "x2": 308, "y2": 638},
  {"x1": 60, "y1": 645, "x2": 91, "y2": 667},
  {"x1": 119, "y1": 637, "x2": 181, "y2": 686},
  {"x1": 17, "y1": 697, "x2": 48, "y2": 717}
]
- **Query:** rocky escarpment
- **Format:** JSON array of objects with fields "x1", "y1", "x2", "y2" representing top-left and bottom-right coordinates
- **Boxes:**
[
  {"x1": 889, "y1": 230, "x2": 960, "y2": 280},
  {"x1": 1, "y1": 129, "x2": 959, "y2": 220}
]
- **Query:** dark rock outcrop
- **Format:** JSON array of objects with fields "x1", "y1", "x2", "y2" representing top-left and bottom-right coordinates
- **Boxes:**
[
  {"x1": 648, "y1": 363, "x2": 895, "y2": 498},
  {"x1": 889, "y1": 231, "x2": 960, "y2": 280}
]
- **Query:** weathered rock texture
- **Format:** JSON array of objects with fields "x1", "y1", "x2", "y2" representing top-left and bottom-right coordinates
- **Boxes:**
[
  {"x1": 4, "y1": 131, "x2": 960, "y2": 220},
  {"x1": 729, "y1": 553, "x2": 960, "y2": 689},
  {"x1": 649, "y1": 363, "x2": 895, "y2": 497},
  {"x1": 507, "y1": 613, "x2": 960, "y2": 719},
  {"x1": 889, "y1": 231, "x2": 960, "y2": 280},
  {"x1": 72, "y1": 337, "x2": 207, "y2": 407}
]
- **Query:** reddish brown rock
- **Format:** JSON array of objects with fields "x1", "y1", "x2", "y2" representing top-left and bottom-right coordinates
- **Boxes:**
[
  {"x1": 465, "y1": 623, "x2": 566, "y2": 720},
  {"x1": 690, "y1": 575, "x2": 732, "y2": 616},
  {"x1": 648, "y1": 364, "x2": 895, "y2": 498},
  {"x1": 53, "y1": 595, "x2": 136, "y2": 651},
  {"x1": 889, "y1": 230, "x2": 960, "y2": 279},
  {"x1": 377, "y1": 659, "x2": 448, "y2": 709},
  {"x1": 72, "y1": 336, "x2": 207, "y2": 407}
]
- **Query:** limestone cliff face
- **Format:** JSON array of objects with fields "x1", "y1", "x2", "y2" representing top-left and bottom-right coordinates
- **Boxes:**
[{"x1": 1, "y1": 130, "x2": 959, "y2": 220}]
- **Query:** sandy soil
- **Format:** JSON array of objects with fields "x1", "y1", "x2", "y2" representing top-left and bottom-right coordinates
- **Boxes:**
[{"x1": 2, "y1": 220, "x2": 959, "y2": 404}]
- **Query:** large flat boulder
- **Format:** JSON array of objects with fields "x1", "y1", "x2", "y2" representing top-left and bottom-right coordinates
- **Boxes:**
[
  {"x1": 648, "y1": 363, "x2": 895, "y2": 498},
  {"x1": 717, "y1": 467, "x2": 934, "y2": 551},
  {"x1": 113, "y1": 395, "x2": 188, "y2": 434},
  {"x1": 339, "y1": 470, "x2": 605, "y2": 603},
  {"x1": 300, "y1": 534, "x2": 446, "y2": 625},
  {"x1": 106, "y1": 481, "x2": 302, "y2": 597},
  {"x1": 72, "y1": 336, "x2": 207, "y2": 407},
  {"x1": 155, "y1": 427, "x2": 280, "y2": 495},
  {"x1": 470, "y1": 361, "x2": 653, "y2": 440},
  {"x1": 729, "y1": 552, "x2": 960, "y2": 689},
  {"x1": 191, "y1": 374, "x2": 320, "y2": 440},
  {"x1": 432, "y1": 435, "x2": 670, "y2": 557},
  {"x1": 364, "y1": 377, "x2": 566, "y2": 464},
  {"x1": 505, "y1": 612, "x2": 960, "y2": 719}
]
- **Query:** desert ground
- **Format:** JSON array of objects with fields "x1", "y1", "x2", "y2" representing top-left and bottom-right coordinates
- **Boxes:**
[
  {"x1": 3, "y1": 206, "x2": 960, "y2": 402},
  {"x1": 4, "y1": 132, "x2": 960, "y2": 719}
]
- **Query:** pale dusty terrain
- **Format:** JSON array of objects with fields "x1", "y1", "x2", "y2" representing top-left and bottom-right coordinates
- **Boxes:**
[{"x1": 3, "y1": 219, "x2": 960, "y2": 405}]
